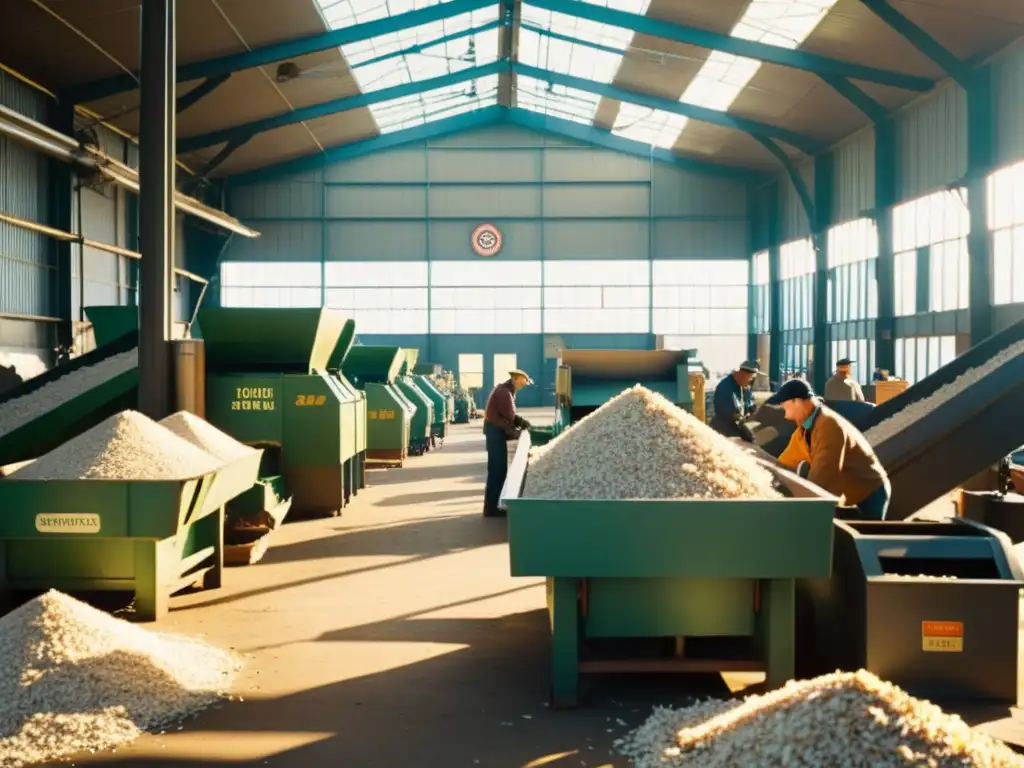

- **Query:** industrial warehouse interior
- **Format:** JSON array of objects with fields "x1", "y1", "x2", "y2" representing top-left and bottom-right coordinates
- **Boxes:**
[{"x1": 2, "y1": 0, "x2": 1024, "y2": 765}]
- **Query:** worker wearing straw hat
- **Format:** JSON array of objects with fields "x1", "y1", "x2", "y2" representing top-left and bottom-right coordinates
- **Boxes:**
[
  {"x1": 482, "y1": 369, "x2": 533, "y2": 517},
  {"x1": 765, "y1": 379, "x2": 890, "y2": 520},
  {"x1": 710, "y1": 360, "x2": 760, "y2": 443}
]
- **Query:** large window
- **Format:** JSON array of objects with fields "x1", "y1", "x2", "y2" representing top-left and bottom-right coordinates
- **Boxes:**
[
  {"x1": 429, "y1": 261, "x2": 542, "y2": 335},
  {"x1": 325, "y1": 261, "x2": 428, "y2": 334},
  {"x1": 543, "y1": 260, "x2": 649, "y2": 334},
  {"x1": 826, "y1": 218, "x2": 878, "y2": 323},
  {"x1": 751, "y1": 250, "x2": 770, "y2": 334},
  {"x1": 652, "y1": 260, "x2": 748, "y2": 336},
  {"x1": 894, "y1": 335, "x2": 956, "y2": 385},
  {"x1": 989, "y1": 160, "x2": 1024, "y2": 306},
  {"x1": 779, "y1": 238, "x2": 815, "y2": 331},
  {"x1": 219, "y1": 262, "x2": 321, "y2": 307},
  {"x1": 892, "y1": 189, "x2": 969, "y2": 316}
]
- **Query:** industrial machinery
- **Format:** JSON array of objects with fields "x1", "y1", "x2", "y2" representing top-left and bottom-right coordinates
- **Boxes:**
[
  {"x1": 394, "y1": 350, "x2": 434, "y2": 456},
  {"x1": 414, "y1": 373, "x2": 450, "y2": 442},
  {"x1": 0, "y1": 442, "x2": 261, "y2": 621},
  {"x1": 414, "y1": 362, "x2": 457, "y2": 430},
  {"x1": 554, "y1": 349, "x2": 704, "y2": 433},
  {"x1": 851, "y1": 317, "x2": 1024, "y2": 520},
  {"x1": 342, "y1": 345, "x2": 413, "y2": 467},
  {"x1": 501, "y1": 433, "x2": 837, "y2": 708},
  {"x1": 327, "y1": 317, "x2": 368, "y2": 494},
  {"x1": 797, "y1": 518, "x2": 1022, "y2": 704},
  {"x1": 200, "y1": 307, "x2": 364, "y2": 517}
]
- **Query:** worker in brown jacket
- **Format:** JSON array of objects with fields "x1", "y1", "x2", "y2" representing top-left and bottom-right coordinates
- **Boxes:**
[
  {"x1": 482, "y1": 369, "x2": 533, "y2": 517},
  {"x1": 766, "y1": 378, "x2": 890, "y2": 520}
]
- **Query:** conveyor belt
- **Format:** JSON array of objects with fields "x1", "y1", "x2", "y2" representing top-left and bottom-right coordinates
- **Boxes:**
[
  {"x1": 0, "y1": 331, "x2": 139, "y2": 466},
  {"x1": 757, "y1": 317, "x2": 1024, "y2": 520}
]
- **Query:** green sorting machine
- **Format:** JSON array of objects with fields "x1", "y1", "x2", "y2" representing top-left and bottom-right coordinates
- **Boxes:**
[
  {"x1": 0, "y1": 445, "x2": 261, "y2": 621},
  {"x1": 326, "y1": 316, "x2": 367, "y2": 494},
  {"x1": 501, "y1": 434, "x2": 837, "y2": 708},
  {"x1": 200, "y1": 307, "x2": 364, "y2": 517},
  {"x1": 342, "y1": 345, "x2": 413, "y2": 467},
  {"x1": 394, "y1": 349, "x2": 434, "y2": 456},
  {"x1": 414, "y1": 375, "x2": 450, "y2": 441},
  {"x1": 554, "y1": 349, "x2": 702, "y2": 433}
]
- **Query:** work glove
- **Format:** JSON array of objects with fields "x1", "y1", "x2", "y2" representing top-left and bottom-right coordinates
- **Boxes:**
[{"x1": 796, "y1": 460, "x2": 811, "y2": 479}]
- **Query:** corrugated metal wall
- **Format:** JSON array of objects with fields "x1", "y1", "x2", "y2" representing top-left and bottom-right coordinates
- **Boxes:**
[
  {"x1": 832, "y1": 127, "x2": 875, "y2": 223},
  {"x1": 993, "y1": 41, "x2": 1024, "y2": 168},
  {"x1": 227, "y1": 124, "x2": 749, "y2": 264},
  {"x1": 0, "y1": 71, "x2": 54, "y2": 378},
  {"x1": 895, "y1": 80, "x2": 968, "y2": 200},
  {"x1": 779, "y1": 158, "x2": 814, "y2": 241}
]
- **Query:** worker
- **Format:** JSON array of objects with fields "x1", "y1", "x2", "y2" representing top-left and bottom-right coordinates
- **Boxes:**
[
  {"x1": 482, "y1": 369, "x2": 533, "y2": 517},
  {"x1": 766, "y1": 379, "x2": 890, "y2": 520},
  {"x1": 824, "y1": 357, "x2": 866, "y2": 402},
  {"x1": 872, "y1": 367, "x2": 889, "y2": 382},
  {"x1": 710, "y1": 360, "x2": 759, "y2": 443}
]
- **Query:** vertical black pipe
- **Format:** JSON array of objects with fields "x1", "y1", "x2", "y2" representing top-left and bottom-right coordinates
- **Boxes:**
[{"x1": 138, "y1": 0, "x2": 176, "y2": 419}]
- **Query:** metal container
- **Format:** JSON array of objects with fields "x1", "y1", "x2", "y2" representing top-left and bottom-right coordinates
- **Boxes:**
[
  {"x1": 797, "y1": 518, "x2": 1023, "y2": 704},
  {"x1": 172, "y1": 339, "x2": 206, "y2": 418}
]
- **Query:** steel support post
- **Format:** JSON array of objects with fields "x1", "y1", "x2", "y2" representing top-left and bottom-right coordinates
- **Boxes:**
[
  {"x1": 812, "y1": 153, "x2": 833, "y2": 392},
  {"x1": 873, "y1": 119, "x2": 897, "y2": 373},
  {"x1": 138, "y1": 0, "x2": 176, "y2": 419}
]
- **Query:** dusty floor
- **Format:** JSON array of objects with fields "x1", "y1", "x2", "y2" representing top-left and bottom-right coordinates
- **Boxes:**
[{"x1": 73, "y1": 412, "x2": 722, "y2": 768}]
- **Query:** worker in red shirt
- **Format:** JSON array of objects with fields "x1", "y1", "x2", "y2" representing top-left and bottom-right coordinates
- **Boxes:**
[{"x1": 482, "y1": 369, "x2": 533, "y2": 517}]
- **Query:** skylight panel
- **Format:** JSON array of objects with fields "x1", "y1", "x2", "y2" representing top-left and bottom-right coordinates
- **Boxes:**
[
  {"x1": 649, "y1": 0, "x2": 837, "y2": 147},
  {"x1": 515, "y1": 75, "x2": 601, "y2": 125},
  {"x1": 372, "y1": 74, "x2": 499, "y2": 134},
  {"x1": 519, "y1": 0, "x2": 650, "y2": 84},
  {"x1": 313, "y1": 1, "x2": 500, "y2": 132},
  {"x1": 612, "y1": 102, "x2": 687, "y2": 149}
]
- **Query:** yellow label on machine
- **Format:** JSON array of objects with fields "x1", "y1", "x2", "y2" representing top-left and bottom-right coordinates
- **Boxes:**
[
  {"x1": 922, "y1": 621, "x2": 963, "y2": 652},
  {"x1": 35, "y1": 513, "x2": 101, "y2": 534},
  {"x1": 231, "y1": 387, "x2": 276, "y2": 412},
  {"x1": 295, "y1": 394, "x2": 327, "y2": 407}
]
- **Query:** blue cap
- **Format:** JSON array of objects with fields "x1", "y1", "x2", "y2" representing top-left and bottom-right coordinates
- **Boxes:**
[{"x1": 765, "y1": 378, "x2": 815, "y2": 405}]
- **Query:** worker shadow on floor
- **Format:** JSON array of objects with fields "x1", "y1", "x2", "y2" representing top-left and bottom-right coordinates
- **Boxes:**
[
  {"x1": 76, "y1": 593, "x2": 722, "y2": 768},
  {"x1": 370, "y1": 487, "x2": 482, "y2": 508},
  {"x1": 366, "y1": 460, "x2": 486, "y2": 486},
  {"x1": 261, "y1": 512, "x2": 509, "y2": 566}
]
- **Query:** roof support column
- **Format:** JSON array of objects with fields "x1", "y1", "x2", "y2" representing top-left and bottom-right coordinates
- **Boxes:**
[
  {"x1": 138, "y1": 0, "x2": 177, "y2": 420},
  {"x1": 966, "y1": 65, "x2": 994, "y2": 345},
  {"x1": 873, "y1": 119, "x2": 897, "y2": 374},
  {"x1": 766, "y1": 183, "x2": 782, "y2": 389},
  {"x1": 812, "y1": 153, "x2": 833, "y2": 392},
  {"x1": 47, "y1": 99, "x2": 75, "y2": 358}
]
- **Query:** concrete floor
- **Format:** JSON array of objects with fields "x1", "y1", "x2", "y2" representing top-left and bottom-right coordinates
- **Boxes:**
[{"x1": 75, "y1": 412, "x2": 716, "y2": 768}]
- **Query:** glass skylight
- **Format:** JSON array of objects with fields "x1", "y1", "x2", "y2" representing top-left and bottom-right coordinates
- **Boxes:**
[
  {"x1": 612, "y1": 102, "x2": 687, "y2": 149},
  {"x1": 314, "y1": 1, "x2": 500, "y2": 132},
  {"x1": 372, "y1": 74, "x2": 499, "y2": 133},
  {"x1": 616, "y1": 0, "x2": 838, "y2": 148},
  {"x1": 518, "y1": 0, "x2": 649, "y2": 122},
  {"x1": 515, "y1": 75, "x2": 601, "y2": 125}
]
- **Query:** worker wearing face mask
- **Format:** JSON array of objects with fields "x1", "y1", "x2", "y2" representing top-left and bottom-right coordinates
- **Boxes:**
[
  {"x1": 710, "y1": 360, "x2": 760, "y2": 443},
  {"x1": 824, "y1": 357, "x2": 866, "y2": 402},
  {"x1": 766, "y1": 378, "x2": 890, "y2": 520},
  {"x1": 482, "y1": 369, "x2": 533, "y2": 517}
]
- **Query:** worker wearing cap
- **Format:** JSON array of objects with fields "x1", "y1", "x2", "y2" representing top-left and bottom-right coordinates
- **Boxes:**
[
  {"x1": 766, "y1": 379, "x2": 890, "y2": 520},
  {"x1": 482, "y1": 369, "x2": 533, "y2": 517},
  {"x1": 824, "y1": 358, "x2": 866, "y2": 402},
  {"x1": 710, "y1": 360, "x2": 759, "y2": 443}
]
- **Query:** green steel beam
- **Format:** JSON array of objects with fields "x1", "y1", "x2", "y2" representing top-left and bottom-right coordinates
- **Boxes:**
[
  {"x1": 176, "y1": 74, "x2": 231, "y2": 114},
  {"x1": 873, "y1": 118, "x2": 897, "y2": 372},
  {"x1": 857, "y1": 0, "x2": 971, "y2": 89},
  {"x1": 812, "y1": 153, "x2": 833, "y2": 392},
  {"x1": 515, "y1": 64, "x2": 821, "y2": 154},
  {"x1": 966, "y1": 66, "x2": 994, "y2": 344},
  {"x1": 526, "y1": 0, "x2": 935, "y2": 92},
  {"x1": 766, "y1": 183, "x2": 783, "y2": 388},
  {"x1": 754, "y1": 136, "x2": 815, "y2": 224},
  {"x1": 498, "y1": 0, "x2": 518, "y2": 106},
  {"x1": 227, "y1": 106, "x2": 765, "y2": 187},
  {"x1": 178, "y1": 61, "x2": 508, "y2": 153},
  {"x1": 68, "y1": 0, "x2": 497, "y2": 103},
  {"x1": 816, "y1": 73, "x2": 888, "y2": 123}
]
